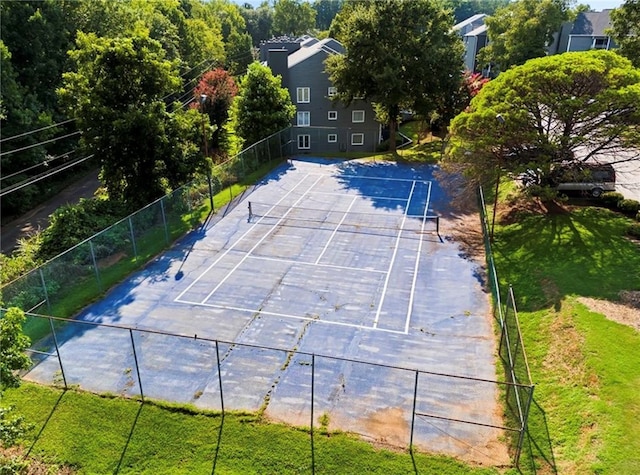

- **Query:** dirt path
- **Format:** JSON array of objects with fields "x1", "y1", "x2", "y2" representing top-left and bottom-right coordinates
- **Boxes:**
[{"x1": 0, "y1": 169, "x2": 101, "y2": 254}]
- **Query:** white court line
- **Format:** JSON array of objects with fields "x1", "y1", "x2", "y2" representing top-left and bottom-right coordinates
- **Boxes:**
[
  {"x1": 405, "y1": 182, "x2": 432, "y2": 334},
  {"x1": 172, "y1": 299, "x2": 408, "y2": 335},
  {"x1": 373, "y1": 180, "x2": 417, "y2": 328},
  {"x1": 331, "y1": 172, "x2": 431, "y2": 184},
  {"x1": 199, "y1": 175, "x2": 325, "y2": 304},
  {"x1": 174, "y1": 174, "x2": 313, "y2": 302},
  {"x1": 315, "y1": 195, "x2": 359, "y2": 265},
  {"x1": 246, "y1": 255, "x2": 387, "y2": 273},
  {"x1": 308, "y1": 190, "x2": 407, "y2": 201}
]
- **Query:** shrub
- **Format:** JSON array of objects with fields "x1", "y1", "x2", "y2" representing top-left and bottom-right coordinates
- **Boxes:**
[
  {"x1": 38, "y1": 198, "x2": 127, "y2": 260},
  {"x1": 627, "y1": 222, "x2": 640, "y2": 239},
  {"x1": 600, "y1": 191, "x2": 624, "y2": 207},
  {"x1": 618, "y1": 199, "x2": 640, "y2": 214},
  {"x1": 637, "y1": 210, "x2": 640, "y2": 222}
]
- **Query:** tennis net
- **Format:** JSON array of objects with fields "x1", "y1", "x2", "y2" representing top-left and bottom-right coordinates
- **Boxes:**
[{"x1": 247, "y1": 201, "x2": 439, "y2": 235}]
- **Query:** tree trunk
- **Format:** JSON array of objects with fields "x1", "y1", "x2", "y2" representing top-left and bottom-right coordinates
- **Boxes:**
[{"x1": 389, "y1": 117, "x2": 397, "y2": 153}]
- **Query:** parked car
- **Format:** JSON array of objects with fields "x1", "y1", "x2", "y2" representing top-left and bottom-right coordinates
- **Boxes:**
[{"x1": 554, "y1": 163, "x2": 616, "y2": 197}]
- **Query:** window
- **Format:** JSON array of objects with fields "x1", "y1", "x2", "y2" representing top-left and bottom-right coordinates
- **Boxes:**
[
  {"x1": 298, "y1": 134, "x2": 310, "y2": 149},
  {"x1": 327, "y1": 87, "x2": 337, "y2": 97},
  {"x1": 352, "y1": 110, "x2": 365, "y2": 123},
  {"x1": 593, "y1": 37, "x2": 608, "y2": 49},
  {"x1": 328, "y1": 111, "x2": 337, "y2": 121},
  {"x1": 351, "y1": 133, "x2": 364, "y2": 146},
  {"x1": 297, "y1": 111, "x2": 310, "y2": 126},
  {"x1": 297, "y1": 87, "x2": 310, "y2": 103},
  {"x1": 328, "y1": 134, "x2": 337, "y2": 143}
]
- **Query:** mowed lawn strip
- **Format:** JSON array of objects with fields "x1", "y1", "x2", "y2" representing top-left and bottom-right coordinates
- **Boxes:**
[
  {"x1": 4, "y1": 384, "x2": 501, "y2": 474},
  {"x1": 492, "y1": 205, "x2": 640, "y2": 474}
]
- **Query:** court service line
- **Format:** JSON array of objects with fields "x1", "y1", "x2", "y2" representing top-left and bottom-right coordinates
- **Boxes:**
[
  {"x1": 329, "y1": 172, "x2": 431, "y2": 184},
  {"x1": 405, "y1": 181, "x2": 432, "y2": 334},
  {"x1": 246, "y1": 254, "x2": 387, "y2": 274},
  {"x1": 373, "y1": 180, "x2": 417, "y2": 328},
  {"x1": 315, "y1": 195, "x2": 359, "y2": 265},
  {"x1": 172, "y1": 298, "x2": 408, "y2": 335},
  {"x1": 199, "y1": 175, "x2": 325, "y2": 304},
  {"x1": 174, "y1": 174, "x2": 314, "y2": 302}
]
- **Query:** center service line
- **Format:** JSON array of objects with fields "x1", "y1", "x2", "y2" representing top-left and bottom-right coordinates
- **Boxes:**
[
  {"x1": 314, "y1": 194, "x2": 359, "y2": 265},
  {"x1": 405, "y1": 181, "x2": 432, "y2": 334},
  {"x1": 199, "y1": 175, "x2": 325, "y2": 304},
  {"x1": 175, "y1": 173, "x2": 313, "y2": 302},
  {"x1": 373, "y1": 180, "x2": 417, "y2": 328}
]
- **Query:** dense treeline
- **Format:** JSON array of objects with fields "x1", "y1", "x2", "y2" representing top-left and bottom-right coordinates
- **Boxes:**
[{"x1": 0, "y1": 0, "x2": 502, "y2": 266}]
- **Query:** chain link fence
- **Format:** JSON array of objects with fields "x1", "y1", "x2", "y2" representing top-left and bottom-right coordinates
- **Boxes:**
[
  {"x1": 0, "y1": 128, "x2": 291, "y2": 326},
  {"x1": 478, "y1": 186, "x2": 535, "y2": 468},
  {"x1": 14, "y1": 310, "x2": 530, "y2": 468}
]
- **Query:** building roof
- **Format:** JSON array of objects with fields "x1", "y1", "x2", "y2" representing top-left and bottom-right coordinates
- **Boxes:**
[
  {"x1": 453, "y1": 13, "x2": 486, "y2": 32},
  {"x1": 570, "y1": 10, "x2": 613, "y2": 36},
  {"x1": 465, "y1": 24, "x2": 488, "y2": 38},
  {"x1": 288, "y1": 38, "x2": 344, "y2": 68}
]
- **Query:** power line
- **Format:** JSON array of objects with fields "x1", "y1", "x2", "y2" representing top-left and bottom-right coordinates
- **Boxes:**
[
  {"x1": 0, "y1": 118, "x2": 76, "y2": 144},
  {"x1": 0, "y1": 149, "x2": 78, "y2": 182},
  {"x1": 0, "y1": 130, "x2": 82, "y2": 157},
  {"x1": 0, "y1": 154, "x2": 95, "y2": 197}
]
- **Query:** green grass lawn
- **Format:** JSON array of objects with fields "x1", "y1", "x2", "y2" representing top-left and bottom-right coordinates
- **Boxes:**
[
  {"x1": 3, "y1": 384, "x2": 501, "y2": 475},
  {"x1": 492, "y1": 203, "x2": 640, "y2": 474}
]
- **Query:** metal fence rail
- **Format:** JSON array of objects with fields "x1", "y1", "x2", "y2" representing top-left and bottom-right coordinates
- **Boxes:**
[
  {"x1": 11, "y1": 310, "x2": 531, "y2": 470},
  {"x1": 0, "y1": 128, "x2": 291, "y2": 313},
  {"x1": 478, "y1": 186, "x2": 534, "y2": 467}
]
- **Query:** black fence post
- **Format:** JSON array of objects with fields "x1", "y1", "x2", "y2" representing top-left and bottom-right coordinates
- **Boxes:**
[
  {"x1": 410, "y1": 370, "x2": 419, "y2": 451},
  {"x1": 39, "y1": 269, "x2": 51, "y2": 312},
  {"x1": 49, "y1": 316, "x2": 67, "y2": 389},
  {"x1": 215, "y1": 340, "x2": 224, "y2": 413},
  {"x1": 129, "y1": 329, "x2": 144, "y2": 401}
]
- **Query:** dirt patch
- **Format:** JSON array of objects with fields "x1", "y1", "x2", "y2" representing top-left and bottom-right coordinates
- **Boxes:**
[
  {"x1": 577, "y1": 292, "x2": 640, "y2": 332},
  {"x1": 97, "y1": 251, "x2": 127, "y2": 269},
  {"x1": 361, "y1": 407, "x2": 408, "y2": 447},
  {"x1": 0, "y1": 446, "x2": 75, "y2": 474}
]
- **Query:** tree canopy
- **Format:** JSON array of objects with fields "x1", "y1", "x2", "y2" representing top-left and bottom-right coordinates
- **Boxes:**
[
  {"x1": 273, "y1": 0, "x2": 316, "y2": 36},
  {"x1": 194, "y1": 68, "x2": 238, "y2": 155},
  {"x1": 326, "y1": 0, "x2": 464, "y2": 151},
  {"x1": 445, "y1": 50, "x2": 640, "y2": 195},
  {"x1": 229, "y1": 62, "x2": 295, "y2": 148},
  {"x1": 0, "y1": 308, "x2": 31, "y2": 392},
  {"x1": 478, "y1": 0, "x2": 569, "y2": 74},
  {"x1": 610, "y1": 0, "x2": 640, "y2": 68},
  {"x1": 59, "y1": 32, "x2": 205, "y2": 208}
]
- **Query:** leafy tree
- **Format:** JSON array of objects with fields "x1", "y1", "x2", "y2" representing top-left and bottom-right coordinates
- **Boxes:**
[
  {"x1": 225, "y1": 30, "x2": 254, "y2": 75},
  {"x1": 0, "y1": 308, "x2": 31, "y2": 391},
  {"x1": 478, "y1": 0, "x2": 569, "y2": 74},
  {"x1": 0, "y1": 40, "x2": 58, "y2": 218},
  {"x1": 0, "y1": 0, "x2": 74, "y2": 112},
  {"x1": 326, "y1": 0, "x2": 464, "y2": 152},
  {"x1": 0, "y1": 307, "x2": 32, "y2": 457},
  {"x1": 240, "y1": 2, "x2": 273, "y2": 47},
  {"x1": 194, "y1": 69, "x2": 238, "y2": 153},
  {"x1": 610, "y1": 0, "x2": 640, "y2": 68},
  {"x1": 444, "y1": 0, "x2": 510, "y2": 24},
  {"x1": 445, "y1": 50, "x2": 640, "y2": 197},
  {"x1": 273, "y1": 0, "x2": 316, "y2": 36},
  {"x1": 59, "y1": 32, "x2": 205, "y2": 208},
  {"x1": 229, "y1": 62, "x2": 295, "y2": 148},
  {"x1": 314, "y1": 0, "x2": 342, "y2": 31}
]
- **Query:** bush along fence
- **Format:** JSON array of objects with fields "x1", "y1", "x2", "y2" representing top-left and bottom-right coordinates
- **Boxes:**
[
  {"x1": 478, "y1": 186, "x2": 535, "y2": 469},
  {"x1": 0, "y1": 128, "x2": 291, "y2": 328}
]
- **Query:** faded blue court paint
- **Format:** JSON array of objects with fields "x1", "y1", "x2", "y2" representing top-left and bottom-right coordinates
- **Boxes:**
[{"x1": 27, "y1": 158, "x2": 507, "y2": 463}]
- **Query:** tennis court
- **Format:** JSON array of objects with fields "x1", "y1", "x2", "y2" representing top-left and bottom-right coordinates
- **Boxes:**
[{"x1": 26, "y1": 157, "x2": 508, "y2": 464}]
